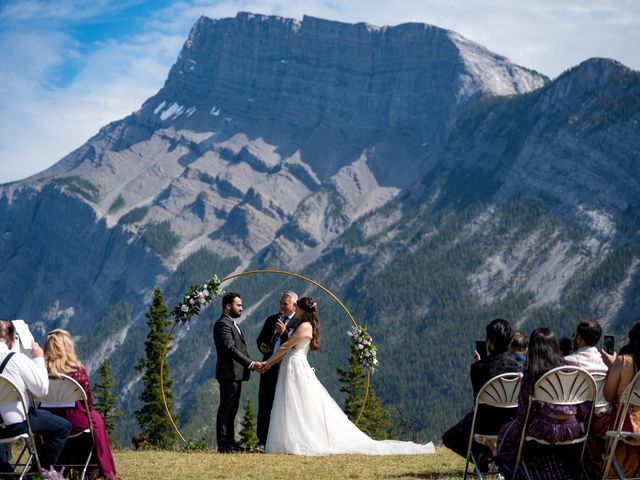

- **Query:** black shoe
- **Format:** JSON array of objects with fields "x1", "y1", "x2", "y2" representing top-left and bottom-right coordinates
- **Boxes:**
[
  {"x1": 474, "y1": 450, "x2": 492, "y2": 473},
  {"x1": 218, "y1": 443, "x2": 244, "y2": 453}
]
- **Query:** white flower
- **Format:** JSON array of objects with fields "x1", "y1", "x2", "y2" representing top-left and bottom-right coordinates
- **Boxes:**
[
  {"x1": 203, "y1": 289, "x2": 209, "y2": 297},
  {"x1": 181, "y1": 304, "x2": 189, "y2": 313},
  {"x1": 357, "y1": 344, "x2": 364, "y2": 350}
]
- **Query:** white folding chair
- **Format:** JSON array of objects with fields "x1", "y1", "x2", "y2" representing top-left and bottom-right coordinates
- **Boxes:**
[
  {"x1": 592, "y1": 371, "x2": 612, "y2": 418},
  {"x1": 602, "y1": 370, "x2": 640, "y2": 480},
  {"x1": 513, "y1": 366, "x2": 597, "y2": 480},
  {"x1": 463, "y1": 372, "x2": 522, "y2": 480},
  {"x1": 37, "y1": 375, "x2": 97, "y2": 480},
  {"x1": 0, "y1": 375, "x2": 41, "y2": 478},
  {"x1": 592, "y1": 372, "x2": 611, "y2": 412}
]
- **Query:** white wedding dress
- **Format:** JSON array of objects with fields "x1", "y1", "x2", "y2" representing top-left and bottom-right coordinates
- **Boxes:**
[{"x1": 265, "y1": 339, "x2": 435, "y2": 455}]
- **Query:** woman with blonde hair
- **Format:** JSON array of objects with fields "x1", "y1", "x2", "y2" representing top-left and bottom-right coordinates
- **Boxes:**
[{"x1": 44, "y1": 329, "x2": 119, "y2": 480}]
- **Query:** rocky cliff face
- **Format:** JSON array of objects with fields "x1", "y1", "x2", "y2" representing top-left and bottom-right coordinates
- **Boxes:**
[
  {"x1": 0, "y1": 13, "x2": 637, "y2": 443},
  {"x1": 26, "y1": 12, "x2": 546, "y2": 268}
]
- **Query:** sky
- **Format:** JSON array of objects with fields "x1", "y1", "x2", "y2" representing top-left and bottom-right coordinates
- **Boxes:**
[{"x1": 1, "y1": 0, "x2": 639, "y2": 184}]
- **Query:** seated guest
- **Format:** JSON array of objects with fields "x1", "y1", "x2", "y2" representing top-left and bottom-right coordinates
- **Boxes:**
[
  {"x1": 442, "y1": 319, "x2": 524, "y2": 471},
  {"x1": 43, "y1": 329, "x2": 120, "y2": 480},
  {"x1": 558, "y1": 337, "x2": 574, "y2": 356},
  {"x1": 0, "y1": 320, "x2": 71, "y2": 471},
  {"x1": 495, "y1": 327, "x2": 591, "y2": 479},
  {"x1": 595, "y1": 319, "x2": 640, "y2": 478},
  {"x1": 565, "y1": 320, "x2": 608, "y2": 373},
  {"x1": 509, "y1": 331, "x2": 528, "y2": 363}
]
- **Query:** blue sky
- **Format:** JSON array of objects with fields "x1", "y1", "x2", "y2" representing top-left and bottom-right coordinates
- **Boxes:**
[{"x1": 1, "y1": 0, "x2": 639, "y2": 183}]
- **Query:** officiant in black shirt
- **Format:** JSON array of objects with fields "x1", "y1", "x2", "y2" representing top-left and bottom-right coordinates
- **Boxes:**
[{"x1": 255, "y1": 291, "x2": 299, "y2": 449}]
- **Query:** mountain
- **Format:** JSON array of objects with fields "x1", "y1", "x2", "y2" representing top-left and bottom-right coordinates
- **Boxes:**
[{"x1": 1, "y1": 12, "x2": 638, "y2": 443}]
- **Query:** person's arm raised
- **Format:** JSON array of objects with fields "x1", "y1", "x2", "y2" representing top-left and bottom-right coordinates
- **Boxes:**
[
  {"x1": 603, "y1": 355, "x2": 623, "y2": 403},
  {"x1": 262, "y1": 322, "x2": 312, "y2": 372}
]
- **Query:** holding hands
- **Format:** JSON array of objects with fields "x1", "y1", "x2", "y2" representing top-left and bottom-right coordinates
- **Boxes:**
[{"x1": 250, "y1": 361, "x2": 270, "y2": 373}]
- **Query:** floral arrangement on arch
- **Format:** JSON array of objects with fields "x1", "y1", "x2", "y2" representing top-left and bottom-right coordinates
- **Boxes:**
[
  {"x1": 172, "y1": 275, "x2": 224, "y2": 324},
  {"x1": 348, "y1": 325, "x2": 379, "y2": 374}
]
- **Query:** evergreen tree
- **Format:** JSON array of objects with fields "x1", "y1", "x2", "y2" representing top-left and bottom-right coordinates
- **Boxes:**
[
  {"x1": 93, "y1": 360, "x2": 122, "y2": 445},
  {"x1": 238, "y1": 398, "x2": 258, "y2": 449},
  {"x1": 337, "y1": 348, "x2": 395, "y2": 440},
  {"x1": 134, "y1": 288, "x2": 179, "y2": 449}
]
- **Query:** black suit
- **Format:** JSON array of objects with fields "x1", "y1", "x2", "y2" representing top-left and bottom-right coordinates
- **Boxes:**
[
  {"x1": 255, "y1": 312, "x2": 296, "y2": 445},
  {"x1": 213, "y1": 313, "x2": 253, "y2": 451}
]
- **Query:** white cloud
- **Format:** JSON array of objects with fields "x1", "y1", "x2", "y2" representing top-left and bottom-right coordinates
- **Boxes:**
[{"x1": 0, "y1": 0, "x2": 639, "y2": 183}]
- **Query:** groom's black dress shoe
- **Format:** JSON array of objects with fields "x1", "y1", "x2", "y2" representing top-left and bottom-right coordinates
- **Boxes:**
[{"x1": 218, "y1": 442, "x2": 244, "y2": 453}]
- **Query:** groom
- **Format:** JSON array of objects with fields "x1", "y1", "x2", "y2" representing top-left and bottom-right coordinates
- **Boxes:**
[
  {"x1": 255, "y1": 291, "x2": 298, "y2": 448},
  {"x1": 213, "y1": 292, "x2": 260, "y2": 453}
]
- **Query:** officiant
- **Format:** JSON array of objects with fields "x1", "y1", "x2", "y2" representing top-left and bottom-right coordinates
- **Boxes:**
[{"x1": 255, "y1": 291, "x2": 298, "y2": 449}]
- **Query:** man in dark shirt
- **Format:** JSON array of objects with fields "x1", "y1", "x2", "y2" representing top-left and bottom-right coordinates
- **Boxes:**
[{"x1": 442, "y1": 318, "x2": 524, "y2": 471}]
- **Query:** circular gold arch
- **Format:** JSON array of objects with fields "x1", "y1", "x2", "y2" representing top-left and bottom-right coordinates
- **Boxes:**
[{"x1": 160, "y1": 269, "x2": 370, "y2": 444}]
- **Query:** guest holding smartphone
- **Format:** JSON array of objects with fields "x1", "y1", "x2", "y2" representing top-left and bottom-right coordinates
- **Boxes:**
[{"x1": 442, "y1": 319, "x2": 524, "y2": 472}]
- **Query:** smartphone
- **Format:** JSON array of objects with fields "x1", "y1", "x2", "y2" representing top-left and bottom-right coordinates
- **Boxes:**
[
  {"x1": 603, "y1": 334, "x2": 615, "y2": 355},
  {"x1": 475, "y1": 340, "x2": 488, "y2": 360}
]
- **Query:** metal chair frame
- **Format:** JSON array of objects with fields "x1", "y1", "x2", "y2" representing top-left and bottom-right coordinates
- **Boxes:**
[
  {"x1": 0, "y1": 374, "x2": 41, "y2": 479},
  {"x1": 512, "y1": 366, "x2": 597, "y2": 480},
  {"x1": 463, "y1": 372, "x2": 522, "y2": 480},
  {"x1": 592, "y1": 371, "x2": 611, "y2": 412},
  {"x1": 37, "y1": 374, "x2": 97, "y2": 480},
  {"x1": 602, "y1": 369, "x2": 640, "y2": 480}
]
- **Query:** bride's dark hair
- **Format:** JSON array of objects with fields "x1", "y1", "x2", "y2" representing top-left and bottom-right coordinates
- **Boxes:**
[{"x1": 297, "y1": 297, "x2": 320, "y2": 351}]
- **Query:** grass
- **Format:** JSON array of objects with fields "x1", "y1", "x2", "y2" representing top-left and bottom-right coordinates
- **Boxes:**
[{"x1": 114, "y1": 446, "x2": 466, "y2": 479}]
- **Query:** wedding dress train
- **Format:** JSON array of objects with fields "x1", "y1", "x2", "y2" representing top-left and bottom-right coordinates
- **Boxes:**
[{"x1": 265, "y1": 339, "x2": 436, "y2": 455}]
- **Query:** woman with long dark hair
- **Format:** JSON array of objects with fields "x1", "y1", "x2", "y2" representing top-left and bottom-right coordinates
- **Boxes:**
[
  {"x1": 495, "y1": 327, "x2": 589, "y2": 479},
  {"x1": 259, "y1": 297, "x2": 435, "y2": 455}
]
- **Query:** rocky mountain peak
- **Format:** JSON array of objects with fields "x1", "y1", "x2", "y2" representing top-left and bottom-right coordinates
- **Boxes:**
[{"x1": 9, "y1": 12, "x2": 548, "y2": 270}]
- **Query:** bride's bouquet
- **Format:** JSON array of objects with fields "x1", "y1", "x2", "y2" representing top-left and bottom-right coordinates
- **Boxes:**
[{"x1": 348, "y1": 325, "x2": 379, "y2": 374}]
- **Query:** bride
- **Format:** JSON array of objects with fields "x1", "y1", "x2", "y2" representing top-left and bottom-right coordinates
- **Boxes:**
[{"x1": 258, "y1": 296, "x2": 435, "y2": 455}]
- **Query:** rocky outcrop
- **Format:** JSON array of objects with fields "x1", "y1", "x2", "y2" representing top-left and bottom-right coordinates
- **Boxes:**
[{"x1": 0, "y1": 184, "x2": 166, "y2": 336}]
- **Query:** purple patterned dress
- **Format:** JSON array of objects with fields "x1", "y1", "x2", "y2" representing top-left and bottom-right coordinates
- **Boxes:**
[{"x1": 495, "y1": 369, "x2": 590, "y2": 479}]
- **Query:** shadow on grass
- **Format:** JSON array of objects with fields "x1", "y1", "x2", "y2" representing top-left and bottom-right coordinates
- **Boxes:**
[{"x1": 388, "y1": 471, "x2": 466, "y2": 479}]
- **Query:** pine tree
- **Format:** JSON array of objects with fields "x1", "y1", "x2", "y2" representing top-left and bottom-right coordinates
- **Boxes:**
[
  {"x1": 134, "y1": 288, "x2": 179, "y2": 449},
  {"x1": 238, "y1": 398, "x2": 258, "y2": 449},
  {"x1": 93, "y1": 360, "x2": 121, "y2": 444},
  {"x1": 337, "y1": 348, "x2": 395, "y2": 440}
]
